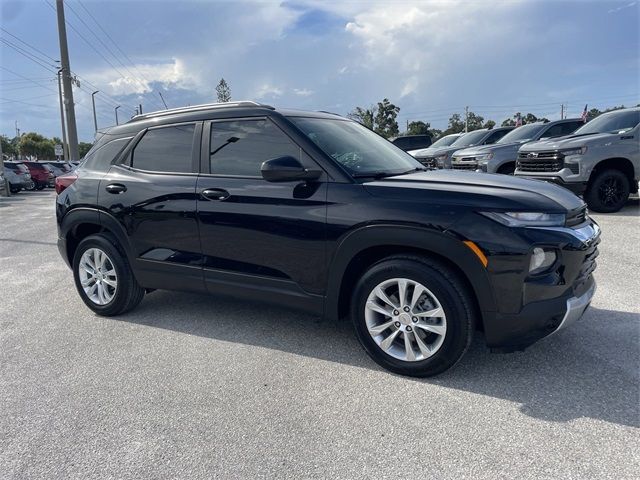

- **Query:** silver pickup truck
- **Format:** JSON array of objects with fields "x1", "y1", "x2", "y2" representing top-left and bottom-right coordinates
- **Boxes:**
[
  {"x1": 451, "y1": 119, "x2": 584, "y2": 175},
  {"x1": 516, "y1": 108, "x2": 639, "y2": 213}
]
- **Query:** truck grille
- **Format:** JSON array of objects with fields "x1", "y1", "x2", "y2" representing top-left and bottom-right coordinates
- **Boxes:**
[
  {"x1": 452, "y1": 158, "x2": 478, "y2": 170},
  {"x1": 417, "y1": 157, "x2": 438, "y2": 169},
  {"x1": 517, "y1": 151, "x2": 564, "y2": 172}
]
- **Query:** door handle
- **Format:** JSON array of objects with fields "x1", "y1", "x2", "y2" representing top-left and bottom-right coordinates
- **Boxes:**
[
  {"x1": 105, "y1": 183, "x2": 127, "y2": 194},
  {"x1": 201, "y1": 188, "x2": 230, "y2": 201}
]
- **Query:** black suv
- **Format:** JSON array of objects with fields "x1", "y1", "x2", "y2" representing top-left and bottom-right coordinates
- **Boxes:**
[
  {"x1": 391, "y1": 134, "x2": 432, "y2": 152},
  {"x1": 56, "y1": 102, "x2": 600, "y2": 377}
]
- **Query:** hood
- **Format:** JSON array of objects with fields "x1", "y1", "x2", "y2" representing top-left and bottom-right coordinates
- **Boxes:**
[
  {"x1": 363, "y1": 169, "x2": 584, "y2": 212},
  {"x1": 410, "y1": 145, "x2": 461, "y2": 158},
  {"x1": 520, "y1": 132, "x2": 615, "y2": 152},
  {"x1": 453, "y1": 142, "x2": 521, "y2": 157}
]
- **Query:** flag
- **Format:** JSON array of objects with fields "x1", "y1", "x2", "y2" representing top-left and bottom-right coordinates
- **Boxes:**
[
  {"x1": 515, "y1": 113, "x2": 522, "y2": 127},
  {"x1": 581, "y1": 104, "x2": 588, "y2": 123}
]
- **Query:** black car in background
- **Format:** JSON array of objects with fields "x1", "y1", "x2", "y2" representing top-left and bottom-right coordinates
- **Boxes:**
[
  {"x1": 392, "y1": 134, "x2": 432, "y2": 152},
  {"x1": 55, "y1": 102, "x2": 599, "y2": 377}
]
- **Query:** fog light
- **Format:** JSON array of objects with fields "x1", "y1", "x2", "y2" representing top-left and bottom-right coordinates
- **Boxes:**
[{"x1": 529, "y1": 247, "x2": 557, "y2": 275}]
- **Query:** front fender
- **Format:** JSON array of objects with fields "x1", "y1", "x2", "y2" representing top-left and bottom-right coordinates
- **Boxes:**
[{"x1": 325, "y1": 224, "x2": 497, "y2": 321}]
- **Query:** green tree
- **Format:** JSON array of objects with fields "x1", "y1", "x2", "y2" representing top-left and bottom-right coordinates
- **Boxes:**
[
  {"x1": 215, "y1": 78, "x2": 231, "y2": 102},
  {"x1": 428, "y1": 128, "x2": 443, "y2": 139},
  {"x1": 443, "y1": 113, "x2": 465, "y2": 135},
  {"x1": 501, "y1": 118, "x2": 516, "y2": 127},
  {"x1": 1, "y1": 135, "x2": 17, "y2": 158},
  {"x1": 374, "y1": 98, "x2": 400, "y2": 138},
  {"x1": 483, "y1": 120, "x2": 496, "y2": 129},
  {"x1": 406, "y1": 120, "x2": 431, "y2": 136},
  {"x1": 18, "y1": 132, "x2": 54, "y2": 159},
  {"x1": 78, "y1": 142, "x2": 93, "y2": 158},
  {"x1": 347, "y1": 106, "x2": 377, "y2": 130}
]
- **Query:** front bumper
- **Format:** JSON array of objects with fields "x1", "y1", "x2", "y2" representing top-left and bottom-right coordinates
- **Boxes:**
[
  {"x1": 551, "y1": 280, "x2": 596, "y2": 335},
  {"x1": 515, "y1": 173, "x2": 586, "y2": 195}
]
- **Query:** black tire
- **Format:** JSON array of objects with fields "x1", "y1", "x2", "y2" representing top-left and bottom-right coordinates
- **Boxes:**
[
  {"x1": 24, "y1": 181, "x2": 35, "y2": 191},
  {"x1": 351, "y1": 255, "x2": 475, "y2": 377},
  {"x1": 72, "y1": 233, "x2": 145, "y2": 316},
  {"x1": 497, "y1": 162, "x2": 515, "y2": 175},
  {"x1": 584, "y1": 169, "x2": 630, "y2": 213}
]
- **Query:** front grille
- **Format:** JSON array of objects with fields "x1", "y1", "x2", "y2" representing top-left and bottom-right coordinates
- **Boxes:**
[
  {"x1": 418, "y1": 157, "x2": 437, "y2": 169},
  {"x1": 566, "y1": 206, "x2": 587, "y2": 227},
  {"x1": 567, "y1": 163, "x2": 580, "y2": 174},
  {"x1": 517, "y1": 151, "x2": 565, "y2": 172},
  {"x1": 574, "y1": 237, "x2": 599, "y2": 293},
  {"x1": 452, "y1": 161, "x2": 478, "y2": 170}
]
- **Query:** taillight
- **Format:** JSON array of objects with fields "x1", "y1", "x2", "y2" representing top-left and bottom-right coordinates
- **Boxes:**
[{"x1": 55, "y1": 172, "x2": 78, "y2": 194}]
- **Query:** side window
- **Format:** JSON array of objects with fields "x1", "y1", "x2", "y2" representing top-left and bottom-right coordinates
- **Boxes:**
[
  {"x1": 209, "y1": 119, "x2": 300, "y2": 176},
  {"x1": 485, "y1": 130, "x2": 509, "y2": 144},
  {"x1": 540, "y1": 124, "x2": 565, "y2": 138},
  {"x1": 562, "y1": 121, "x2": 583, "y2": 135},
  {"x1": 82, "y1": 137, "x2": 132, "y2": 171},
  {"x1": 131, "y1": 124, "x2": 195, "y2": 173}
]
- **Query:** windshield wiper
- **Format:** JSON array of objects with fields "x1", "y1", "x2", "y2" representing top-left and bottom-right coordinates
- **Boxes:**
[{"x1": 351, "y1": 167, "x2": 428, "y2": 179}]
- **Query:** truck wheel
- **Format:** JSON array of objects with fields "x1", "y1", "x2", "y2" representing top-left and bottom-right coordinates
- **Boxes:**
[
  {"x1": 73, "y1": 234, "x2": 145, "y2": 316},
  {"x1": 585, "y1": 169, "x2": 630, "y2": 213},
  {"x1": 351, "y1": 255, "x2": 475, "y2": 377}
]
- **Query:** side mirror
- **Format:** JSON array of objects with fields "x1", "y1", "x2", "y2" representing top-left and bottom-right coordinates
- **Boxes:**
[{"x1": 261, "y1": 156, "x2": 322, "y2": 183}]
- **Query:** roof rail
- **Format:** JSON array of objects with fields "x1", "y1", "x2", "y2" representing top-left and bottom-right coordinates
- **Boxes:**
[{"x1": 130, "y1": 101, "x2": 274, "y2": 122}]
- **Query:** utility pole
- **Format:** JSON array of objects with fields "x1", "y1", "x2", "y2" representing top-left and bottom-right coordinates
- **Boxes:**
[
  {"x1": 464, "y1": 106, "x2": 469, "y2": 133},
  {"x1": 115, "y1": 105, "x2": 120, "y2": 125},
  {"x1": 91, "y1": 90, "x2": 99, "y2": 134},
  {"x1": 138, "y1": 103, "x2": 143, "y2": 115},
  {"x1": 15, "y1": 121, "x2": 20, "y2": 160},
  {"x1": 57, "y1": 69, "x2": 68, "y2": 160},
  {"x1": 560, "y1": 103, "x2": 564, "y2": 120},
  {"x1": 56, "y1": 0, "x2": 79, "y2": 160}
]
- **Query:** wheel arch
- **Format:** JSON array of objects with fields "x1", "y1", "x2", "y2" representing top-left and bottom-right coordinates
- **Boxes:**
[
  {"x1": 325, "y1": 225, "x2": 496, "y2": 327},
  {"x1": 589, "y1": 157, "x2": 636, "y2": 192},
  {"x1": 60, "y1": 208, "x2": 134, "y2": 266}
]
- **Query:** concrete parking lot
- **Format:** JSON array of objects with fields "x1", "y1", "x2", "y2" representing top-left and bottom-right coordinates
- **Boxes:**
[{"x1": 1, "y1": 190, "x2": 638, "y2": 479}]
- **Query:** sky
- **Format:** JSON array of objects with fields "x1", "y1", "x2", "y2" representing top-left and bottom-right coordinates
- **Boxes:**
[{"x1": 1, "y1": 0, "x2": 639, "y2": 143}]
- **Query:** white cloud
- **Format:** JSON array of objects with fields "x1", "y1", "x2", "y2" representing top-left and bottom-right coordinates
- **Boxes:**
[
  {"x1": 400, "y1": 76, "x2": 418, "y2": 98},
  {"x1": 293, "y1": 88, "x2": 314, "y2": 97},
  {"x1": 608, "y1": 1, "x2": 637, "y2": 13},
  {"x1": 255, "y1": 83, "x2": 284, "y2": 99}
]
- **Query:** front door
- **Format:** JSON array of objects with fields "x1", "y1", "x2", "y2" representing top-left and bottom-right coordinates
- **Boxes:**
[{"x1": 196, "y1": 117, "x2": 328, "y2": 313}]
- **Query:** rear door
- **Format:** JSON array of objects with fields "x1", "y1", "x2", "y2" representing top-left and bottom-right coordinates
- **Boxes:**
[
  {"x1": 195, "y1": 116, "x2": 328, "y2": 313},
  {"x1": 99, "y1": 122, "x2": 204, "y2": 292}
]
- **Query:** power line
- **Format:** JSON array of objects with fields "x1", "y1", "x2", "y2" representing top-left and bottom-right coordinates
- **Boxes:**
[
  {"x1": 0, "y1": 27, "x2": 58, "y2": 63},
  {"x1": 0, "y1": 38, "x2": 59, "y2": 72},
  {"x1": 0, "y1": 66, "x2": 58, "y2": 94}
]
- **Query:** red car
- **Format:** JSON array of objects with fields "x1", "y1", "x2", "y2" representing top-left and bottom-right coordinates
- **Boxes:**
[{"x1": 21, "y1": 161, "x2": 55, "y2": 190}]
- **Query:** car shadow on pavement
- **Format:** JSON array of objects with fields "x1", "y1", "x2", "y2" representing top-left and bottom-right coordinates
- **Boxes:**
[
  {"x1": 601, "y1": 197, "x2": 639, "y2": 217},
  {"x1": 116, "y1": 291, "x2": 639, "y2": 428}
]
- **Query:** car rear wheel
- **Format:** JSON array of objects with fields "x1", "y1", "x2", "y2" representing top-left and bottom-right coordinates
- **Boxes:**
[
  {"x1": 73, "y1": 234, "x2": 145, "y2": 316},
  {"x1": 585, "y1": 169, "x2": 629, "y2": 213},
  {"x1": 351, "y1": 255, "x2": 475, "y2": 377}
]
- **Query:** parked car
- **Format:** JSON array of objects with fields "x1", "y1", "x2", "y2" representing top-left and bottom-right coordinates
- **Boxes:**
[
  {"x1": 56, "y1": 102, "x2": 599, "y2": 377},
  {"x1": 21, "y1": 161, "x2": 55, "y2": 189},
  {"x1": 42, "y1": 162, "x2": 69, "y2": 179},
  {"x1": 391, "y1": 134, "x2": 432, "y2": 152},
  {"x1": 407, "y1": 133, "x2": 463, "y2": 157},
  {"x1": 516, "y1": 107, "x2": 639, "y2": 212},
  {"x1": 3, "y1": 162, "x2": 34, "y2": 192},
  {"x1": 0, "y1": 169, "x2": 8, "y2": 196},
  {"x1": 451, "y1": 119, "x2": 585, "y2": 175},
  {"x1": 44, "y1": 161, "x2": 74, "y2": 174},
  {"x1": 411, "y1": 127, "x2": 514, "y2": 169}
]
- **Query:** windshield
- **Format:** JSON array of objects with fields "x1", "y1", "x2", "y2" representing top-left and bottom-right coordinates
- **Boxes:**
[
  {"x1": 574, "y1": 110, "x2": 639, "y2": 135},
  {"x1": 430, "y1": 134, "x2": 459, "y2": 148},
  {"x1": 450, "y1": 130, "x2": 487, "y2": 147},
  {"x1": 288, "y1": 117, "x2": 423, "y2": 176},
  {"x1": 497, "y1": 124, "x2": 546, "y2": 144}
]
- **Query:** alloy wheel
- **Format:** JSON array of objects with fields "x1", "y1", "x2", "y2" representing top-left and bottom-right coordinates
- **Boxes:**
[
  {"x1": 364, "y1": 278, "x2": 447, "y2": 362},
  {"x1": 598, "y1": 176, "x2": 625, "y2": 207},
  {"x1": 78, "y1": 248, "x2": 118, "y2": 305}
]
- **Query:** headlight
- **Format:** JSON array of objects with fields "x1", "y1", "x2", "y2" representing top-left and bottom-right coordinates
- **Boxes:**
[
  {"x1": 529, "y1": 247, "x2": 557, "y2": 275},
  {"x1": 476, "y1": 152, "x2": 494, "y2": 162},
  {"x1": 435, "y1": 153, "x2": 449, "y2": 161},
  {"x1": 480, "y1": 211, "x2": 566, "y2": 227},
  {"x1": 562, "y1": 146, "x2": 587, "y2": 156}
]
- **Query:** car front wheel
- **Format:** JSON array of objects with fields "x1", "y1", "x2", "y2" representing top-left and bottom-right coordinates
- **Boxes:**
[
  {"x1": 585, "y1": 169, "x2": 630, "y2": 213},
  {"x1": 73, "y1": 234, "x2": 145, "y2": 316},
  {"x1": 351, "y1": 255, "x2": 475, "y2": 377}
]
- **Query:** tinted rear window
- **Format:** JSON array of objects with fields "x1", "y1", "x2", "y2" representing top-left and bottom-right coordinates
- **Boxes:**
[
  {"x1": 131, "y1": 124, "x2": 195, "y2": 173},
  {"x1": 83, "y1": 137, "x2": 132, "y2": 171}
]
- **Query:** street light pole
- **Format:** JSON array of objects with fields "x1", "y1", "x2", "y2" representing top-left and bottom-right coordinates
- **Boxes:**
[
  {"x1": 91, "y1": 90, "x2": 99, "y2": 134},
  {"x1": 115, "y1": 105, "x2": 120, "y2": 125},
  {"x1": 57, "y1": 69, "x2": 68, "y2": 160}
]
